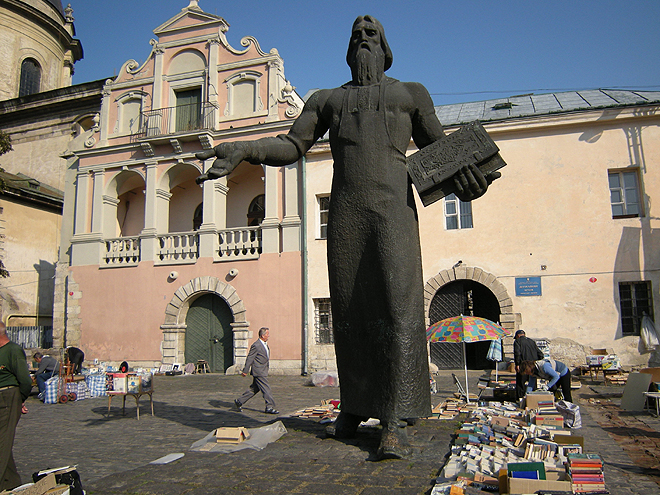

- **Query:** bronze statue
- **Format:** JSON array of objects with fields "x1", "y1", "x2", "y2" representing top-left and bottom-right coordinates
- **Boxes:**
[{"x1": 197, "y1": 15, "x2": 500, "y2": 459}]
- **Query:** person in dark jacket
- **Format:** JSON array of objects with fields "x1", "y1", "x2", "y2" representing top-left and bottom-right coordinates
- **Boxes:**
[
  {"x1": 0, "y1": 321, "x2": 32, "y2": 490},
  {"x1": 66, "y1": 346, "x2": 85, "y2": 374},
  {"x1": 513, "y1": 330, "x2": 544, "y2": 399}
]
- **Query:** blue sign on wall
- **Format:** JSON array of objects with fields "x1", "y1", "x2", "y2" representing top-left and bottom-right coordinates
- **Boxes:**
[{"x1": 515, "y1": 277, "x2": 542, "y2": 296}]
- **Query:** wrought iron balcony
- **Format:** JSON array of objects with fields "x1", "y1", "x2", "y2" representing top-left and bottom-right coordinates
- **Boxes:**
[{"x1": 133, "y1": 102, "x2": 218, "y2": 139}]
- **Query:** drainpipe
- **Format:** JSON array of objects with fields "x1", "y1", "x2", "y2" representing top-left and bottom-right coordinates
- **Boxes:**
[{"x1": 301, "y1": 155, "x2": 309, "y2": 376}]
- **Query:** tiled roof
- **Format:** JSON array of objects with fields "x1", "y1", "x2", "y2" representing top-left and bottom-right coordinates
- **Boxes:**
[
  {"x1": 435, "y1": 89, "x2": 660, "y2": 127},
  {"x1": 0, "y1": 171, "x2": 63, "y2": 209}
]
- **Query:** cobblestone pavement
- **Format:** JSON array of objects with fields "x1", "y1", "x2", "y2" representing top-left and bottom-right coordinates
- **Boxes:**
[{"x1": 11, "y1": 372, "x2": 660, "y2": 494}]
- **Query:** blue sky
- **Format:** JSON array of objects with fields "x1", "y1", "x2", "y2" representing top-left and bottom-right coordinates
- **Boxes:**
[{"x1": 70, "y1": 0, "x2": 660, "y2": 105}]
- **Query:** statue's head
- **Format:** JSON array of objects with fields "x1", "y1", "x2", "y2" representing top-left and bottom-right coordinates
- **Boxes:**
[{"x1": 346, "y1": 15, "x2": 392, "y2": 84}]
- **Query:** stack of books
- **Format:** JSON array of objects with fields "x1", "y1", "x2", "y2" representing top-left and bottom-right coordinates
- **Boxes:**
[{"x1": 567, "y1": 453, "x2": 607, "y2": 493}]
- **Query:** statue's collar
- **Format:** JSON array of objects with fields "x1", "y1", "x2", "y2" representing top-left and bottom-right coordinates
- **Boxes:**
[{"x1": 341, "y1": 75, "x2": 398, "y2": 89}]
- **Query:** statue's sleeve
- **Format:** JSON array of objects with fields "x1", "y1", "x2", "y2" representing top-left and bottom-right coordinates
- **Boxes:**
[
  {"x1": 408, "y1": 82, "x2": 446, "y2": 150},
  {"x1": 247, "y1": 90, "x2": 330, "y2": 166}
]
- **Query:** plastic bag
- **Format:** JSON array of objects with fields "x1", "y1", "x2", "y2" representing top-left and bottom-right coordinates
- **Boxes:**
[
  {"x1": 641, "y1": 315, "x2": 660, "y2": 352},
  {"x1": 190, "y1": 420, "x2": 287, "y2": 453},
  {"x1": 556, "y1": 399, "x2": 581, "y2": 429},
  {"x1": 311, "y1": 370, "x2": 339, "y2": 387}
]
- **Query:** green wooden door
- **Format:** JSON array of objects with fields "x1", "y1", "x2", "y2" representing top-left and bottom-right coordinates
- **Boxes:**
[{"x1": 185, "y1": 294, "x2": 234, "y2": 373}]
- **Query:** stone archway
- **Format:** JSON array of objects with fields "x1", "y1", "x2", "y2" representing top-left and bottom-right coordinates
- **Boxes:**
[
  {"x1": 160, "y1": 276, "x2": 250, "y2": 373},
  {"x1": 424, "y1": 265, "x2": 519, "y2": 332}
]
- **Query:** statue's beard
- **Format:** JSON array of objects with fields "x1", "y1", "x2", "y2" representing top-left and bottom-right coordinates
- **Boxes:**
[{"x1": 349, "y1": 47, "x2": 385, "y2": 86}]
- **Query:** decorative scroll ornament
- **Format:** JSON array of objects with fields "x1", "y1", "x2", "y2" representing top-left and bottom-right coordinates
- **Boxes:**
[{"x1": 278, "y1": 81, "x2": 301, "y2": 118}]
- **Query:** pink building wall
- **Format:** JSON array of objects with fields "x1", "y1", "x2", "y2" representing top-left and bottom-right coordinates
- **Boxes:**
[{"x1": 73, "y1": 251, "x2": 302, "y2": 365}]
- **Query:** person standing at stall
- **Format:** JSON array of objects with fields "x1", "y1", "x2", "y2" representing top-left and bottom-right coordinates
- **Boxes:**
[{"x1": 514, "y1": 330, "x2": 544, "y2": 400}]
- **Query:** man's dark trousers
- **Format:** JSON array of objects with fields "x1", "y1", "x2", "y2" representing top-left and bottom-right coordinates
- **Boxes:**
[
  {"x1": 0, "y1": 387, "x2": 22, "y2": 490},
  {"x1": 237, "y1": 376, "x2": 275, "y2": 409}
]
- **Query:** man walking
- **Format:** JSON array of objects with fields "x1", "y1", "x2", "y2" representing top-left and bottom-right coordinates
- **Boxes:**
[
  {"x1": 32, "y1": 351, "x2": 59, "y2": 399},
  {"x1": 235, "y1": 327, "x2": 278, "y2": 415},
  {"x1": 514, "y1": 330, "x2": 544, "y2": 400},
  {"x1": 0, "y1": 321, "x2": 32, "y2": 490}
]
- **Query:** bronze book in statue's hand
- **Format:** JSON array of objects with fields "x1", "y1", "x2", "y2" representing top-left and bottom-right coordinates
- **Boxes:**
[{"x1": 407, "y1": 121, "x2": 507, "y2": 207}]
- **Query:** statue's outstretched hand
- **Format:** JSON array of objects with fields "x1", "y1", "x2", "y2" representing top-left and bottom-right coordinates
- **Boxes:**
[
  {"x1": 453, "y1": 164, "x2": 501, "y2": 202},
  {"x1": 195, "y1": 143, "x2": 247, "y2": 184}
]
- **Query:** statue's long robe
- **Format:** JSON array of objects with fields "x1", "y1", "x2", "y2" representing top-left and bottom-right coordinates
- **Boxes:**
[{"x1": 253, "y1": 76, "x2": 444, "y2": 420}]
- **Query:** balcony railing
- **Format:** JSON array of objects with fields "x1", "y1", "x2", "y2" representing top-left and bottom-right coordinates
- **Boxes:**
[
  {"x1": 157, "y1": 232, "x2": 199, "y2": 264},
  {"x1": 133, "y1": 102, "x2": 217, "y2": 139},
  {"x1": 100, "y1": 227, "x2": 262, "y2": 266},
  {"x1": 104, "y1": 237, "x2": 140, "y2": 266},
  {"x1": 217, "y1": 227, "x2": 262, "y2": 260}
]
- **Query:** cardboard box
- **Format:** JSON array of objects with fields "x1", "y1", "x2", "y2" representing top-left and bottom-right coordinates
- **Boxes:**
[
  {"x1": 215, "y1": 427, "x2": 250, "y2": 444},
  {"x1": 587, "y1": 355, "x2": 604, "y2": 366},
  {"x1": 505, "y1": 470, "x2": 572, "y2": 494},
  {"x1": 524, "y1": 392, "x2": 554, "y2": 410},
  {"x1": 534, "y1": 414, "x2": 564, "y2": 427},
  {"x1": 554, "y1": 434, "x2": 584, "y2": 449}
]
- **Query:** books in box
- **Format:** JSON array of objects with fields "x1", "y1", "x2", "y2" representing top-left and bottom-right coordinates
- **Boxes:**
[{"x1": 215, "y1": 427, "x2": 250, "y2": 444}]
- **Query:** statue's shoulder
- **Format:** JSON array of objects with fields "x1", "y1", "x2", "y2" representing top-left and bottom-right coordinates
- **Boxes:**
[{"x1": 305, "y1": 87, "x2": 343, "y2": 110}]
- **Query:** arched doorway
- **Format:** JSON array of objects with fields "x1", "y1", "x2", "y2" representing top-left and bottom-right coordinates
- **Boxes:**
[
  {"x1": 185, "y1": 293, "x2": 234, "y2": 373},
  {"x1": 428, "y1": 279, "x2": 501, "y2": 370}
]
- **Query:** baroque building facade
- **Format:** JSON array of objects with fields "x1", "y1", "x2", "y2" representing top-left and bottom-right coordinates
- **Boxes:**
[{"x1": 58, "y1": 1, "x2": 305, "y2": 373}]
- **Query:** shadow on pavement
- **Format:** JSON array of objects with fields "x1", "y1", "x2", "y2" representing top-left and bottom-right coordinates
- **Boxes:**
[{"x1": 85, "y1": 402, "x2": 272, "y2": 430}]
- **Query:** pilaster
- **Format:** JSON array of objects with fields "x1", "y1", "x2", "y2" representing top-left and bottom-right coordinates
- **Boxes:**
[{"x1": 261, "y1": 165, "x2": 280, "y2": 253}]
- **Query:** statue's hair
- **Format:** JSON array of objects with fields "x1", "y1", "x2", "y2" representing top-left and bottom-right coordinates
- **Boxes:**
[{"x1": 347, "y1": 15, "x2": 393, "y2": 72}]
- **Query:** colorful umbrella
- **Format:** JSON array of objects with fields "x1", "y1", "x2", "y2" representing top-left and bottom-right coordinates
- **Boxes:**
[
  {"x1": 427, "y1": 315, "x2": 510, "y2": 401},
  {"x1": 427, "y1": 315, "x2": 509, "y2": 343}
]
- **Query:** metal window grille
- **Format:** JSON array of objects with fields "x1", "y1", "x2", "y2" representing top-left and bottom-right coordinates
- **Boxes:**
[
  {"x1": 314, "y1": 298, "x2": 334, "y2": 344},
  {"x1": 609, "y1": 170, "x2": 640, "y2": 218},
  {"x1": 619, "y1": 281, "x2": 653, "y2": 336},
  {"x1": 318, "y1": 196, "x2": 330, "y2": 239},
  {"x1": 6, "y1": 326, "x2": 53, "y2": 348},
  {"x1": 445, "y1": 193, "x2": 473, "y2": 230}
]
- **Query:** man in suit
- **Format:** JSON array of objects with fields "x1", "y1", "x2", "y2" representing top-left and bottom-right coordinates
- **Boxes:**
[
  {"x1": 514, "y1": 330, "x2": 544, "y2": 400},
  {"x1": 234, "y1": 327, "x2": 278, "y2": 414}
]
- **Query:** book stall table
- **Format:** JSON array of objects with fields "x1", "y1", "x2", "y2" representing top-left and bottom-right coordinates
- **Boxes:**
[{"x1": 106, "y1": 372, "x2": 154, "y2": 420}]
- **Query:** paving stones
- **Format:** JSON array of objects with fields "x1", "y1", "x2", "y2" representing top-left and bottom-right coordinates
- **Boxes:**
[{"x1": 10, "y1": 372, "x2": 660, "y2": 494}]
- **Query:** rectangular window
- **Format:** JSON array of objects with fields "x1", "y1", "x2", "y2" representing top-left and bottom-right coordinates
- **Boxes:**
[
  {"x1": 314, "y1": 298, "x2": 334, "y2": 344},
  {"x1": 445, "y1": 193, "x2": 473, "y2": 230},
  {"x1": 318, "y1": 195, "x2": 330, "y2": 239},
  {"x1": 618, "y1": 281, "x2": 653, "y2": 336},
  {"x1": 609, "y1": 170, "x2": 641, "y2": 218}
]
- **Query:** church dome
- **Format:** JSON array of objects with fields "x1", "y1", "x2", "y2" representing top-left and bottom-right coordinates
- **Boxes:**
[{"x1": 45, "y1": 0, "x2": 65, "y2": 16}]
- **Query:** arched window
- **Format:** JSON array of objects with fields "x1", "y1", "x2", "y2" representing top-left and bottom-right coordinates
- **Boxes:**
[
  {"x1": 247, "y1": 194, "x2": 265, "y2": 226},
  {"x1": 193, "y1": 203, "x2": 203, "y2": 231},
  {"x1": 19, "y1": 58, "x2": 41, "y2": 97}
]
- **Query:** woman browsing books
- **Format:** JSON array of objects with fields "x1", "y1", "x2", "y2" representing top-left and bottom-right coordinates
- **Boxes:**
[{"x1": 520, "y1": 359, "x2": 573, "y2": 402}]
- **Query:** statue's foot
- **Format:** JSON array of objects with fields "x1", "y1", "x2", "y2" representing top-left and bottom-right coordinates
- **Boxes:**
[
  {"x1": 376, "y1": 421, "x2": 412, "y2": 460},
  {"x1": 195, "y1": 174, "x2": 209, "y2": 185},
  {"x1": 326, "y1": 411, "x2": 365, "y2": 439}
]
